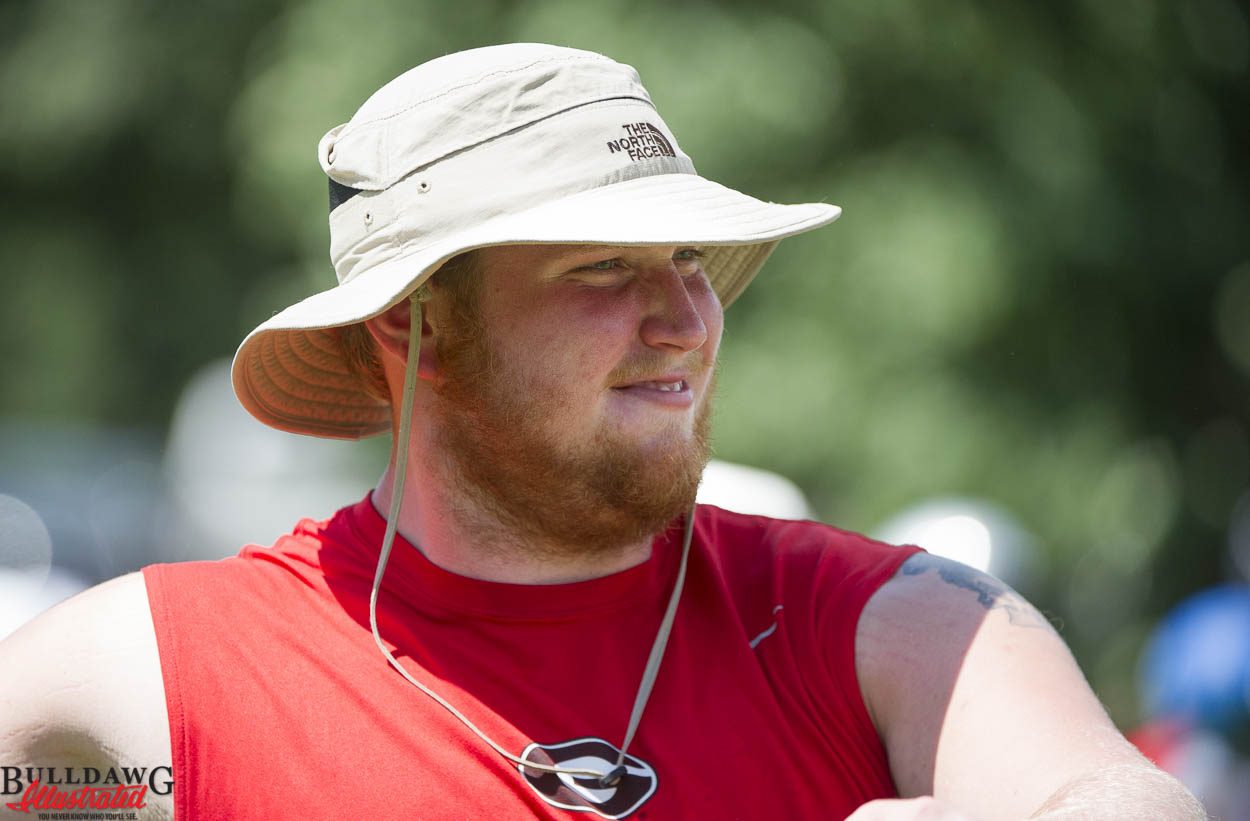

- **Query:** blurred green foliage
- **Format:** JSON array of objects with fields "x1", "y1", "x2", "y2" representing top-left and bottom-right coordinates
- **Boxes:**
[{"x1": 2, "y1": 0, "x2": 1248, "y2": 727}]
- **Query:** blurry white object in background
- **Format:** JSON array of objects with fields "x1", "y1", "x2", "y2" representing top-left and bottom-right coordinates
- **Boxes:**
[
  {"x1": 697, "y1": 460, "x2": 814, "y2": 520},
  {"x1": 873, "y1": 496, "x2": 1040, "y2": 586},
  {"x1": 0, "y1": 493, "x2": 53, "y2": 589},
  {"x1": 0, "y1": 565, "x2": 91, "y2": 641},
  {"x1": 160, "y1": 358, "x2": 381, "y2": 561},
  {"x1": 0, "y1": 493, "x2": 91, "y2": 638},
  {"x1": 0, "y1": 424, "x2": 164, "y2": 581}
]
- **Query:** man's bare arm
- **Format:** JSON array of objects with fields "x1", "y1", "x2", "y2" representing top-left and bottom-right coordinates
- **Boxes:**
[
  {"x1": 1026, "y1": 762, "x2": 1205, "y2": 819},
  {"x1": 0, "y1": 572, "x2": 173, "y2": 820},
  {"x1": 855, "y1": 552, "x2": 1205, "y2": 820}
]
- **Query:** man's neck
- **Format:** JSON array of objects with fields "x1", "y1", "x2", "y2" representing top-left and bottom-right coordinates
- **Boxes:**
[{"x1": 370, "y1": 467, "x2": 656, "y2": 585}]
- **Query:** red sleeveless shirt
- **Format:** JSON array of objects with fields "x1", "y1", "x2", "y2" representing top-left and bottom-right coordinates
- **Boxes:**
[{"x1": 142, "y1": 499, "x2": 918, "y2": 819}]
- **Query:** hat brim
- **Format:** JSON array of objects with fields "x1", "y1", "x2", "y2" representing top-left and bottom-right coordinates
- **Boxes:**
[{"x1": 232, "y1": 172, "x2": 840, "y2": 439}]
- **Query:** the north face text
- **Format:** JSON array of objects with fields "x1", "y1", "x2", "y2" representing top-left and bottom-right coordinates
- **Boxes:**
[{"x1": 605, "y1": 123, "x2": 676, "y2": 161}]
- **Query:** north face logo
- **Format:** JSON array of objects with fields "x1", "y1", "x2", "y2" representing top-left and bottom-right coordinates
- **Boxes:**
[
  {"x1": 605, "y1": 123, "x2": 676, "y2": 162},
  {"x1": 519, "y1": 737, "x2": 657, "y2": 819}
]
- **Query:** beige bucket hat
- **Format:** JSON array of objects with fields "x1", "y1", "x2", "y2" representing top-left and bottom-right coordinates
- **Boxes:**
[{"x1": 231, "y1": 43, "x2": 841, "y2": 439}]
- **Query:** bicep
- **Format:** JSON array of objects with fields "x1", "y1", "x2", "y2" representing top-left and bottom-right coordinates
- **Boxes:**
[
  {"x1": 856, "y1": 553, "x2": 1145, "y2": 819},
  {"x1": 0, "y1": 572, "x2": 172, "y2": 816}
]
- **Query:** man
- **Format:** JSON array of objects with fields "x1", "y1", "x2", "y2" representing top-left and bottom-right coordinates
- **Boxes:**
[{"x1": 1, "y1": 44, "x2": 1204, "y2": 820}]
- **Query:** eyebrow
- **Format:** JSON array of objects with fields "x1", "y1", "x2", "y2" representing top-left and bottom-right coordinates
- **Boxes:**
[
  {"x1": 545, "y1": 244, "x2": 698, "y2": 270},
  {"x1": 545, "y1": 245, "x2": 635, "y2": 269},
  {"x1": 557, "y1": 244, "x2": 631, "y2": 255},
  {"x1": 556, "y1": 244, "x2": 703, "y2": 258}
]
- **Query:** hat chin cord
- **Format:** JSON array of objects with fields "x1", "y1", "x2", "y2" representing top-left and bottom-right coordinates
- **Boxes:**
[{"x1": 368, "y1": 292, "x2": 694, "y2": 789}]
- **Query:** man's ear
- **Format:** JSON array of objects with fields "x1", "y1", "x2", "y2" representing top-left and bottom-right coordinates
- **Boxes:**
[{"x1": 364, "y1": 299, "x2": 439, "y2": 380}]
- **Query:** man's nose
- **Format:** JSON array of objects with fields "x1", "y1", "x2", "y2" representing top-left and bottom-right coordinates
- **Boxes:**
[{"x1": 638, "y1": 267, "x2": 709, "y2": 353}]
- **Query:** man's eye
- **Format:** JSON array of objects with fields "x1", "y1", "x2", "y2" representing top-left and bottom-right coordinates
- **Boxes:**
[
  {"x1": 673, "y1": 249, "x2": 705, "y2": 275},
  {"x1": 584, "y1": 258, "x2": 621, "y2": 271},
  {"x1": 569, "y1": 258, "x2": 628, "y2": 286}
]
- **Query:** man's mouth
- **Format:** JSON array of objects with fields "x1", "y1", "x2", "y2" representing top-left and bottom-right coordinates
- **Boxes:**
[
  {"x1": 608, "y1": 374, "x2": 696, "y2": 409},
  {"x1": 614, "y1": 380, "x2": 687, "y2": 393}
]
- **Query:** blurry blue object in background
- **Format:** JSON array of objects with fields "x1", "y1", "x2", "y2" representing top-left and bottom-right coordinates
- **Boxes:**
[{"x1": 1142, "y1": 584, "x2": 1250, "y2": 733}]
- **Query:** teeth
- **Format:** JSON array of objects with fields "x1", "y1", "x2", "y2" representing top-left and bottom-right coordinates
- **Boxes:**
[{"x1": 615, "y1": 380, "x2": 686, "y2": 392}]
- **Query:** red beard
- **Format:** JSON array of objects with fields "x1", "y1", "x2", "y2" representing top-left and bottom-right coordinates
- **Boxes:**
[{"x1": 431, "y1": 316, "x2": 712, "y2": 558}]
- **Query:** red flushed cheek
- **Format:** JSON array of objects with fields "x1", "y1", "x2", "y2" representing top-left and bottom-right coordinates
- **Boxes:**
[
  {"x1": 530, "y1": 290, "x2": 641, "y2": 354},
  {"x1": 507, "y1": 319, "x2": 629, "y2": 405}
]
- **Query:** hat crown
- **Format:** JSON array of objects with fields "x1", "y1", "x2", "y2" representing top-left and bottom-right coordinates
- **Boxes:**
[{"x1": 319, "y1": 44, "x2": 654, "y2": 191}]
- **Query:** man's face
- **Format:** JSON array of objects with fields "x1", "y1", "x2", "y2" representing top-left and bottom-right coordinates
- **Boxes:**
[{"x1": 430, "y1": 243, "x2": 724, "y2": 556}]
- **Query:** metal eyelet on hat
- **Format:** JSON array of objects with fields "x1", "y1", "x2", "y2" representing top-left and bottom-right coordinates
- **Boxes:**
[
  {"x1": 364, "y1": 211, "x2": 373, "y2": 226},
  {"x1": 418, "y1": 181, "x2": 431, "y2": 193}
]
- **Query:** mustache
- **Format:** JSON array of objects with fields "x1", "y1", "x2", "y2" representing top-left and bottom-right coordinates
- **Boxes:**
[{"x1": 606, "y1": 351, "x2": 709, "y2": 386}]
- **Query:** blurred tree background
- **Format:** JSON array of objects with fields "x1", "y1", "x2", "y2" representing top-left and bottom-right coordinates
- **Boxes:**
[{"x1": 2, "y1": 0, "x2": 1248, "y2": 732}]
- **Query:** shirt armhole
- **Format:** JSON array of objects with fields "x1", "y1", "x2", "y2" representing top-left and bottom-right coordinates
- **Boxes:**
[
  {"x1": 818, "y1": 540, "x2": 924, "y2": 792},
  {"x1": 141, "y1": 564, "x2": 190, "y2": 821}
]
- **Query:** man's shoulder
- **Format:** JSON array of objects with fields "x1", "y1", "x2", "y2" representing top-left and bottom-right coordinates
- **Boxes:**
[
  {"x1": 695, "y1": 503, "x2": 918, "y2": 567},
  {"x1": 2, "y1": 571, "x2": 156, "y2": 659},
  {"x1": 693, "y1": 504, "x2": 923, "y2": 616},
  {"x1": 0, "y1": 572, "x2": 172, "y2": 812},
  {"x1": 148, "y1": 501, "x2": 365, "y2": 592}
]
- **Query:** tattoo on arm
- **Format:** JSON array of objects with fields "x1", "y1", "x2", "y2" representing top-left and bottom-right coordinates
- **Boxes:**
[{"x1": 900, "y1": 553, "x2": 1060, "y2": 631}]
